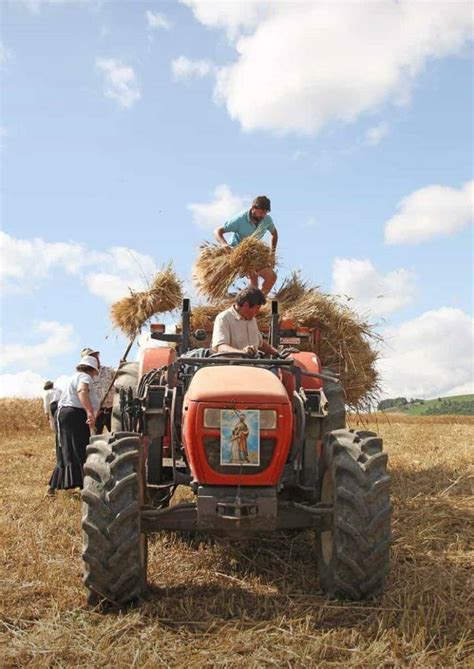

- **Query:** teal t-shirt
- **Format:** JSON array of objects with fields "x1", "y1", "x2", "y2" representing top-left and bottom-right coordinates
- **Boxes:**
[{"x1": 222, "y1": 209, "x2": 276, "y2": 247}]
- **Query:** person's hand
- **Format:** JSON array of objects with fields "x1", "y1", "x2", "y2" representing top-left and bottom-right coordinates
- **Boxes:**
[
  {"x1": 279, "y1": 347, "x2": 299, "y2": 359},
  {"x1": 86, "y1": 411, "x2": 96, "y2": 427},
  {"x1": 243, "y1": 345, "x2": 257, "y2": 357}
]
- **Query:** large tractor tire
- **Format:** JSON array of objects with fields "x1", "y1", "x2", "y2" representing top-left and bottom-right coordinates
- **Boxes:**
[
  {"x1": 81, "y1": 432, "x2": 147, "y2": 606},
  {"x1": 111, "y1": 361, "x2": 139, "y2": 433},
  {"x1": 316, "y1": 429, "x2": 392, "y2": 600}
]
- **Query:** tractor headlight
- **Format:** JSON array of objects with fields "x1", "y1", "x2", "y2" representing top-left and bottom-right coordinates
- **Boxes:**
[
  {"x1": 259, "y1": 410, "x2": 277, "y2": 429},
  {"x1": 203, "y1": 408, "x2": 221, "y2": 428}
]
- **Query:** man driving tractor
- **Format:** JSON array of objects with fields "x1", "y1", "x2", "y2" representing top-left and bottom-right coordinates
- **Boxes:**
[{"x1": 211, "y1": 287, "x2": 280, "y2": 357}]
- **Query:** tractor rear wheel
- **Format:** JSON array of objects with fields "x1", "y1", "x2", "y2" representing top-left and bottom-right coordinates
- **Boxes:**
[
  {"x1": 316, "y1": 429, "x2": 392, "y2": 600},
  {"x1": 81, "y1": 432, "x2": 147, "y2": 606}
]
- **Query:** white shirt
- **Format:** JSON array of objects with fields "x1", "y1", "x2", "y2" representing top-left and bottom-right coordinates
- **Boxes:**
[
  {"x1": 43, "y1": 388, "x2": 62, "y2": 416},
  {"x1": 212, "y1": 305, "x2": 262, "y2": 351},
  {"x1": 58, "y1": 372, "x2": 100, "y2": 413}
]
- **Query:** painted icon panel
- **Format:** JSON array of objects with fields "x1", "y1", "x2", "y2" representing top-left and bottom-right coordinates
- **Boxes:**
[{"x1": 220, "y1": 409, "x2": 260, "y2": 466}]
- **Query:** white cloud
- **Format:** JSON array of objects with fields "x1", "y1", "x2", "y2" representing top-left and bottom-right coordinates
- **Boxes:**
[
  {"x1": 146, "y1": 10, "x2": 171, "y2": 30},
  {"x1": 301, "y1": 217, "x2": 318, "y2": 229},
  {"x1": 384, "y1": 180, "x2": 474, "y2": 245},
  {"x1": 96, "y1": 58, "x2": 141, "y2": 109},
  {"x1": 378, "y1": 308, "x2": 474, "y2": 398},
  {"x1": 332, "y1": 257, "x2": 416, "y2": 318},
  {"x1": 0, "y1": 370, "x2": 45, "y2": 399},
  {"x1": 183, "y1": 1, "x2": 473, "y2": 135},
  {"x1": 0, "y1": 370, "x2": 74, "y2": 399},
  {"x1": 17, "y1": 0, "x2": 92, "y2": 12},
  {"x1": 0, "y1": 127, "x2": 9, "y2": 148},
  {"x1": 188, "y1": 184, "x2": 246, "y2": 229},
  {"x1": 0, "y1": 42, "x2": 13, "y2": 67},
  {"x1": 85, "y1": 273, "x2": 139, "y2": 304},
  {"x1": 171, "y1": 56, "x2": 214, "y2": 81},
  {"x1": 0, "y1": 231, "x2": 157, "y2": 302},
  {"x1": 292, "y1": 149, "x2": 309, "y2": 161},
  {"x1": 0, "y1": 321, "x2": 77, "y2": 371},
  {"x1": 364, "y1": 122, "x2": 389, "y2": 146},
  {"x1": 181, "y1": 0, "x2": 265, "y2": 40}
]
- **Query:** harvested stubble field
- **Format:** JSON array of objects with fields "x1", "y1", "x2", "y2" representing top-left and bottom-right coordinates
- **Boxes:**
[{"x1": 1, "y1": 401, "x2": 473, "y2": 668}]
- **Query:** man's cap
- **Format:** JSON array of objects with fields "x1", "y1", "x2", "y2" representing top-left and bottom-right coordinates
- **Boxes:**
[
  {"x1": 81, "y1": 347, "x2": 99, "y2": 357},
  {"x1": 43, "y1": 380, "x2": 54, "y2": 390},
  {"x1": 77, "y1": 355, "x2": 99, "y2": 371}
]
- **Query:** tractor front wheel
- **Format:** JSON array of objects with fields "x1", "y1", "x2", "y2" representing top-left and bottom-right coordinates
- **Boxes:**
[
  {"x1": 316, "y1": 429, "x2": 392, "y2": 600},
  {"x1": 81, "y1": 432, "x2": 147, "y2": 606}
]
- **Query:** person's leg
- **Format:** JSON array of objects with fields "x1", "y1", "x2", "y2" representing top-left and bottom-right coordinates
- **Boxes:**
[
  {"x1": 104, "y1": 408, "x2": 112, "y2": 432},
  {"x1": 247, "y1": 270, "x2": 259, "y2": 288},
  {"x1": 70, "y1": 411, "x2": 90, "y2": 489},
  {"x1": 95, "y1": 411, "x2": 105, "y2": 435},
  {"x1": 259, "y1": 267, "x2": 277, "y2": 296}
]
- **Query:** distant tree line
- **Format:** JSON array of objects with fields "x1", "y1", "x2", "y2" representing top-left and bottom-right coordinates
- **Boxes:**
[
  {"x1": 424, "y1": 399, "x2": 474, "y2": 416},
  {"x1": 377, "y1": 397, "x2": 424, "y2": 411},
  {"x1": 377, "y1": 397, "x2": 474, "y2": 416}
]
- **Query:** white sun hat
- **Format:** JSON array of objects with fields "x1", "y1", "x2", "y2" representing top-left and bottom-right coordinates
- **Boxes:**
[{"x1": 77, "y1": 355, "x2": 99, "y2": 371}]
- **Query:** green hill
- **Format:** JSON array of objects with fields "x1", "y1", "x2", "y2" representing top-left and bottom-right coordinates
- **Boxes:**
[{"x1": 379, "y1": 394, "x2": 474, "y2": 416}]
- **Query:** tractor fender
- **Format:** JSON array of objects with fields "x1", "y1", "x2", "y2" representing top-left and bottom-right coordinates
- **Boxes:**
[
  {"x1": 292, "y1": 351, "x2": 323, "y2": 390},
  {"x1": 139, "y1": 347, "x2": 176, "y2": 379},
  {"x1": 280, "y1": 351, "x2": 323, "y2": 396}
]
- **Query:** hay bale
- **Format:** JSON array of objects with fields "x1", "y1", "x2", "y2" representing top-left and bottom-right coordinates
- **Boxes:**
[
  {"x1": 110, "y1": 264, "x2": 183, "y2": 338},
  {"x1": 255, "y1": 271, "x2": 312, "y2": 328},
  {"x1": 193, "y1": 237, "x2": 276, "y2": 300},
  {"x1": 275, "y1": 271, "x2": 312, "y2": 307},
  {"x1": 284, "y1": 289, "x2": 381, "y2": 408}
]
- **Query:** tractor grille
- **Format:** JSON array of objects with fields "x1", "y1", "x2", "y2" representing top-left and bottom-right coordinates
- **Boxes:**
[{"x1": 203, "y1": 437, "x2": 276, "y2": 475}]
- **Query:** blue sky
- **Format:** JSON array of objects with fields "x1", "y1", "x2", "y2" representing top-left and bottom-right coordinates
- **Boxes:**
[{"x1": 1, "y1": 0, "x2": 473, "y2": 400}]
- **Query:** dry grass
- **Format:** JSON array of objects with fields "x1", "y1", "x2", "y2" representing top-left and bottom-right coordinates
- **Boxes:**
[
  {"x1": 193, "y1": 238, "x2": 276, "y2": 301},
  {"x1": 110, "y1": 265, "x2": 183, "y2": 338},
  {"x1": 0, "y1": 399, "x2": 49, "y2": 438},
  {"x1": 1, "y1": 400, "x2": 473, "y2": 667}
]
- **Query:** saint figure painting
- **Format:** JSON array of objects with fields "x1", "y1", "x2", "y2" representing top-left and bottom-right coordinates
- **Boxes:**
[{"x1": 220, "y1": 409, "x2": 260, "y2": 466}]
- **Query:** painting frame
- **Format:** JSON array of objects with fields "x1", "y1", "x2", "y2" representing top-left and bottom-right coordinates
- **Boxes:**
[{"x1": 220, "y1": 409, "x2": 260, "y2": 467}]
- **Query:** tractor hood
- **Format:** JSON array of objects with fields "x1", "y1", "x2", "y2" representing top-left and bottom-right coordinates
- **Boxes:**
[{"x1": 185, "y1": 365, "x2": 289, "y2": 404}]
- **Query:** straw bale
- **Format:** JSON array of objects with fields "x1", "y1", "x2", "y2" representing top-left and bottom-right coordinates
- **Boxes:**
[
  {"x1": 193, "y1": 237, "x2": 276, "y2": 300},
  {"x1": 283, "y1": 288, "x2": 381, "y2": 408},
  {"x1": 274, "y1": 270, "x2": 312, "y2": 307},
  {"x1": 255, "y1": 271, "x2": 313, "y2": 328},
  {"x1": 110, "y1": 264, "x2": 183, "y2": 338}
]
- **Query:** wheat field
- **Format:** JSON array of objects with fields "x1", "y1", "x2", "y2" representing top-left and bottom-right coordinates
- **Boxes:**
[{"x1": 0, "y1": 400, "x2": 473, "y2": 667}]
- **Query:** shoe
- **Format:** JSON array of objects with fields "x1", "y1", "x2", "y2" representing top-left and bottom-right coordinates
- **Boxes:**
[{"x1": 45, "y1": 487, "x2": 55, "y2": 497}]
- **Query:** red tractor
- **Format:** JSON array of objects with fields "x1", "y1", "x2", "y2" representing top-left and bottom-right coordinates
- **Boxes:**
[{"x1": 81, "y1": 299, "x2": 392, "y2": 606}]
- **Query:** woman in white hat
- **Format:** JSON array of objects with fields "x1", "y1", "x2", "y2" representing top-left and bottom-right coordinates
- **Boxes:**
[{"x1": 48, "y1": 355, "x2": 100, "y2": 493}]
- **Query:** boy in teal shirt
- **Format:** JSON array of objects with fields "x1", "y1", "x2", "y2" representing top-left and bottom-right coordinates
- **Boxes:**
[{"x1": 214, "y1": 195, "x2": 278, "y2": 296}]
